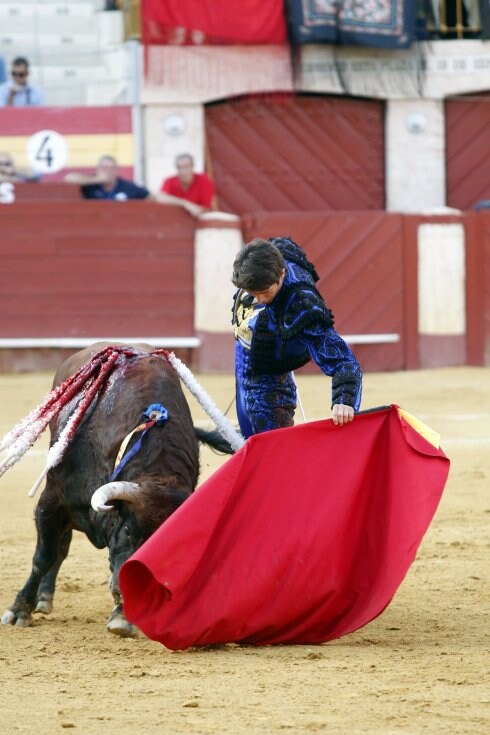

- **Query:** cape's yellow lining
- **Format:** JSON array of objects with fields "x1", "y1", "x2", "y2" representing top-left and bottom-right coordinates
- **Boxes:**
[{"x1": 398, "y1": 408, "x2": 440, "y2": 449}]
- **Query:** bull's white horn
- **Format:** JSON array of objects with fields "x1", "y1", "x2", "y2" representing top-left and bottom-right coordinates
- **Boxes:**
[{"x1": 91, "y1": 481, "x2": 140, "y2": 512}]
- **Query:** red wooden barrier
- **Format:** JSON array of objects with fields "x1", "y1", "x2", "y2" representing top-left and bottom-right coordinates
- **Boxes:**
[
  {"x1": 1, "y1": 204, "x2": 489, "y2": 372},
  {"x1": 9, "y1": 182, "x2": 82, "y2": 202},
  {"x1": 0, "y1": 202, "x2": 196, "y2": 371},
  {"x1": 465, "y1": 212, "x2": 490, "y2": 365}
]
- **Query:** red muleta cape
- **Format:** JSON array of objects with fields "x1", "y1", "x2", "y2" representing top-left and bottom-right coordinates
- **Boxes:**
[{"x1": 119, "y1": 405, "x2": 450, "y2": 650}]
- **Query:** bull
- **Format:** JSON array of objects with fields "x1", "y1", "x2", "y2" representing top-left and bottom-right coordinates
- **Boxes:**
[{"x1": 1, "y1": 342, "x2": 234, "y2": 636}]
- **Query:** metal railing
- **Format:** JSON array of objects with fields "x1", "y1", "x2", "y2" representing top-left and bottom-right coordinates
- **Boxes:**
[{"x1": 421, "y1": 0, "x2": 483, "y2": 39}]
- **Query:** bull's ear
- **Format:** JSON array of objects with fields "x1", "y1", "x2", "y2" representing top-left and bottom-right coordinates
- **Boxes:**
[{"x1": 91, "y1": 482, "x2": 140, "y2": 512}]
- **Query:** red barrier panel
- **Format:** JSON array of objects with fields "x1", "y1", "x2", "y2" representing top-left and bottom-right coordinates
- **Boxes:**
[
  {"x1": 9, "y1": 183, "x2": 82, "y2": 202},
  {"x1": 0, "y1": 202, "x2": 196, "y2": 370},
  {"x1": 1, "y1": 204, "x2": 488, "y2": 372},
  {"x1": 465, "y1": 212, "x2": 490, "y2": 366}
]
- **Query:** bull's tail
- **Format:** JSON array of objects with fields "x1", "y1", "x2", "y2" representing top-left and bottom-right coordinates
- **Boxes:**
[{"x1": 194, "y1": 426, "x2": 235, "y2": 455}]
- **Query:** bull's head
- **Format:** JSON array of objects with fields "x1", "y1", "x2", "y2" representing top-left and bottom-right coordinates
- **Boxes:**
[
  {"x1": 91, "y1": 482, "x2": 145, "y2": 599},
  {"x1": 91, "y1": 479, "x2": 189, "y2": 600}
]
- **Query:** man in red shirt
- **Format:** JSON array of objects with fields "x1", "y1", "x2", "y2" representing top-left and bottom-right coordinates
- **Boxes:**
[{"x1": 157, "y1": 153, "x2": 216, "y2": 217}]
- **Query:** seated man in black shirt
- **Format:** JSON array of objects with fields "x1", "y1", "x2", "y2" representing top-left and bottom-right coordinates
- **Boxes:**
[{"x1": 64, "y1": 155, "x2": 150, "y2": 201}]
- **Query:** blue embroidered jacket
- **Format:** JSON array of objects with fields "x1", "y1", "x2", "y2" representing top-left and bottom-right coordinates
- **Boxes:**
[{"x1": 233, "y1": 238, "x2": 362, "y2": 412}]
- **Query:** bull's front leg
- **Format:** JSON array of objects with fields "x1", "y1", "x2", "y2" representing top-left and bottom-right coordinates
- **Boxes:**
[
  {"x1": 2, "y1": 499, "x2": 70, "y2": 628},
  {"x1": 104, "y1": 570, "x2": 139, "y2": 638},
  {"x1": 105, "y1": 541, "x2": 139, "y2": 638},
  {"x1": 106, "y1": 592, "x2": 138, "y2": 637}
]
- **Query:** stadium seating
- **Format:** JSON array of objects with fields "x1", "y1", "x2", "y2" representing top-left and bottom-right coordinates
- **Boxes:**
[{"x1": 0, "y1": 1, "x2": 128, "y2": 105}]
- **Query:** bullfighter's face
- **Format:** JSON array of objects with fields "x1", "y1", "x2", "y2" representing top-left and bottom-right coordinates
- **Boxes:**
[{"x1": 247, "y1": 268, "x2": 286, "y2": 305}]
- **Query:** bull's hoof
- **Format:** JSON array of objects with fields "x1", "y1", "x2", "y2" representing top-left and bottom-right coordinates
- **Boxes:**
[
  {"x1": 106, "y1": 604, "x2": 138, "y2": 638},
  {"x1": 1, "y1": 609, "x2": 33, "y2": 627},
  {"x1": 35, "y1": 598, "x2": 53, "y2": 615}
]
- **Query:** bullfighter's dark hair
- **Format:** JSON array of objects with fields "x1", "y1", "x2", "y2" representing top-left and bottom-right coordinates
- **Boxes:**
[{"x1": 232, "y1": 238, "x2": 285, "y2": 292}]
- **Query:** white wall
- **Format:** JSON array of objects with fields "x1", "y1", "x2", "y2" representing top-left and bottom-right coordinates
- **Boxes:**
[
  {"x1": 417, "y1": 223, "x2": 466, "y2": 337},
  {"x1": 144, "y1": 104, "x2": 205, "y2": 193},
  {"x1": 194, "y1": 214, "x2": 242, "y2": 333},
  {"x1": 141, "y1": 45, "x2": 293, "y2": 105},
  {"x1": 299, "y1": 40, "x2": 490, "y2": 100},
  {"x1": 386, "y1": 99, "x2": 447, "y2": 213}
]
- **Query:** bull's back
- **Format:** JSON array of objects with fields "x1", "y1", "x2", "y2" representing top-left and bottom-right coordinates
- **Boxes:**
[
  {"x1": 52, "y1": 342, "x2": 155, "y2": 386},
  {"x1": 49, "y1": 343, "x2": 200, "y2": 490}
]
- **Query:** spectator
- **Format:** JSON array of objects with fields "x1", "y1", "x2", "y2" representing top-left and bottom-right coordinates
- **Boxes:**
[
  {"x1": 64, "y1": 155, "x2": 150, "y2": 201},
  {"x1": 157, "y1": 153, "x2": 216, "y2": 217},
  {"x1": 0, "y1": 57, "x2": 44, "y2": 107},
  {"x1": 0, "y1": 152, "x2": 41, "y2": 183},
  {"x1": 0, "y1": 54, "x2": 6, "y2": 85}
]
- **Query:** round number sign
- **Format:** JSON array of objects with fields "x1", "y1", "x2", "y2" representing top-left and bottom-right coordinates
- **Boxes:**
[{"x1": 26, "y1": 130, "x2": 68, "y2": 174}]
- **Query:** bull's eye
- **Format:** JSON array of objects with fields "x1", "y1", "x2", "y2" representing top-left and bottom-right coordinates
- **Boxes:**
[{"x1": 124, "y1": 525, "x2": 130, "y2": 537}]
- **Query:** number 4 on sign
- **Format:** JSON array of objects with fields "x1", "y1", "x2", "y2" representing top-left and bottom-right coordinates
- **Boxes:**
[
  {"x1": 36, "y1": 135, "x2": 54, "y2": 168},
  {"x1": 26, "y1": 130, "x2": 68, "y2": 174}
]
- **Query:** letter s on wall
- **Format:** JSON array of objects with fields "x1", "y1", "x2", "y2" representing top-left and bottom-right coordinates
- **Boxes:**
[{"x1": 0, "y1": 181, "x2": 15, "y2": 204}]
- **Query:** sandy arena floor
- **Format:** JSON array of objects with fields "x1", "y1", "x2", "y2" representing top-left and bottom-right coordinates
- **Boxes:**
[{"x1": 0, "y1": 365, "x2": 489, "y2": 734}]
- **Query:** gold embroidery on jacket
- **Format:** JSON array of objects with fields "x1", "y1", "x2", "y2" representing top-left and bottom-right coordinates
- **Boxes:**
[{"x1": 234, "y1": 296, "x2": 264, "y2": 350}]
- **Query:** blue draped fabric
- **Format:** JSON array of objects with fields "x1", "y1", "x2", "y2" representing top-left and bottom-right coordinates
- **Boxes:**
[{"x1": 287, "y1": 0, "x2": 418, "y2": 49}]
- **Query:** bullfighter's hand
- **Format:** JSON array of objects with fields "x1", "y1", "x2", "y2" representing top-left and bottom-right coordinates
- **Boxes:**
[{"x1": 332, "y1": 403, "x2": 354, "y2": 426}]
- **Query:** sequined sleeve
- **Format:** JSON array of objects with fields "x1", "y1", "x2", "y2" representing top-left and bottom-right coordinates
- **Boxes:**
[{"x1": 298, "y1": 326, "x2": 363, "y2": 410}]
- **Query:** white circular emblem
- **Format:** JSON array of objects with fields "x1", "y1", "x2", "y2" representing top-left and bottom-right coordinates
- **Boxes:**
[
  {"x1": 163, "y1": 114, "x2": 186, "y2": 137},
  {"x1": 405, "y1": 113, "x2": 427, "y2": 135},
  {"x1": 26, "y1": 130, "x2": 68, "y2": 173}
]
